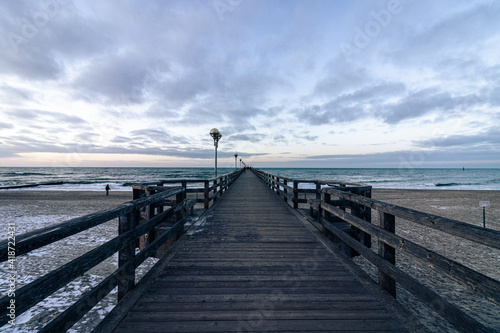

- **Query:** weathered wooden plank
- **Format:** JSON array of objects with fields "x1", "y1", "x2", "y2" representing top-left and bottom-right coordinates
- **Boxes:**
[
  {"x1": 135, "y1": 293, "x2": 380, "y2": 304},
  {"x1": 123, "y1": 309, "x2": 395, "y2": 321},
  {"x1": 131, "y1": 299, "x2": 384, "y2": 312},
  {"x1": 113, "y1": 319, "x2": 405, "y2": 333}
]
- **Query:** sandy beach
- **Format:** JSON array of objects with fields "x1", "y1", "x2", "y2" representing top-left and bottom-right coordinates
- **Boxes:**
[
  {"x1": 373, "y1": 189, "x2": 500, "y2": 231},
  {"x1": 0, "y1": 189, "x2": 499, "y2": 332}
]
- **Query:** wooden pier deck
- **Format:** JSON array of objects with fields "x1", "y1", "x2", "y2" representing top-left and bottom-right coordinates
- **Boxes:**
[{"x1": 106, "y1": 171, "x2": 408, "y2": 332}]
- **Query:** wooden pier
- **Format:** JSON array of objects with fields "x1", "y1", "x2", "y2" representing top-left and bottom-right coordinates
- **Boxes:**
[
  {"x1": 98, "y1": 171, "x2": 407, "y2": 332},
  {"x1": 1, "y1": 168, "x2": 498, "y2": 332}
]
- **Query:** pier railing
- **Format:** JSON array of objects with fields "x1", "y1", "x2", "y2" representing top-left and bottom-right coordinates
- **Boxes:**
[
  {"x1": 136, "y1": 169, "x2": 244, "y2": 209},
  {"x1": 0, "y1": 169, "x2": 243, "y2": 332},
  {"x1": 251, "y1": 168, "x2": 500, "y2": 333}
]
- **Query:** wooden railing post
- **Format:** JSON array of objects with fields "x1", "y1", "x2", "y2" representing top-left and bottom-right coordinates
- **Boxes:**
[
  {"x1": 293, "y1": 181, "x2": 298, "y2": 209},
  {"x1": 315, "y1": 182, "x2": 321, "y2": 200},
  {"x1": 176, "y1": 190, "x2": 184, "y2": 223},
  {"x1": 276, "y1": 177, "x2": 280, "y2": 197},
  {"x1": 204, "y1": 180, "x2": 209, "y2": 209},
  {"x1": 157, "y1": 183, "x2": 164, "y2": 214},
  {"x1": 213, "y1": 179, "x2": 218, "y2": 203},
  {"x1": 283, "y1": 179, "x2": 288, "y2": 203},
  {"x1": 118, "y1": 209, "x2": 138, "y2": 301},
  {"x1": 378, "y1": 211, "x2": 396, "y2": 297},
  {"x1": 321, "y1": 191, "x2": 331, "y2": 233},
  {"x1": 142, "y1": 188, "x2": 156, "y2": 247}
]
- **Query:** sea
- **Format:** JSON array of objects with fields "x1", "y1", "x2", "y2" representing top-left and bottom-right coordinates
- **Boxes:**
[{"x1": 1, "y1": 167, "x2": 500, "y2": 191}]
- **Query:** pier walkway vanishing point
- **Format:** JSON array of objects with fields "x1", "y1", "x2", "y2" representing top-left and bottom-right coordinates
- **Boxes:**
[{"x1": 99, "y1": 171, "x2": 408, "y2": 332}]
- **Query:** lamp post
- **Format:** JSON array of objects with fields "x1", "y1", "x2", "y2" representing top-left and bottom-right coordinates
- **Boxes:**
[
  {"x1": 234, "y1": 153, "x2": 238, "y2": 170},
  {"x1": 239, "y1": 158, "x2": 242, "y2": 169},
  {"x1": 210, "y1": 128, "x2": 222, "y2": 177}
]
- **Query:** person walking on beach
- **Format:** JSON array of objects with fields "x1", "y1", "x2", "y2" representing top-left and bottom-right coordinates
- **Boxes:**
[{"x1": 105, "y1": 184, "x2": 110, "y2": 196}]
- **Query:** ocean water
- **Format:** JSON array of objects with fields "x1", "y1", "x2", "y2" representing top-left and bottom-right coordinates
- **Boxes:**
[{"x1": 0, "y1": 167, "x2": 499, "y2": 191}]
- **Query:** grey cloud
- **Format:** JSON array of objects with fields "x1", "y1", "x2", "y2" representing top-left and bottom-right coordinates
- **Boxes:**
[
  {"x1": 0, "y1": 85, "x2": 33, "y2": 103},
  {"x1": 298, "y1": 82, "x2": 405, "y2": 125},
  {"x1": 0, "y1": 1, "x2": 109, "y2": 81},
  {"x1": 314, "y1": 60, "x2": 369, "y2": 96},
  {"x1": 303, "y1": 135, "x2": 318, "y2": 142},
  {"x1": 225, "y1": 133, "x2": 266, "y2": 142},
  {"x1": 72, "y1": 52, "x2": 159, "y2": 104},
  {"x1": 129, "y1": 129, "x2": 191, "y2": 146},
  {"x1": 296, "y1": 147, "x2": 499, "y2": 168},
  {"x1": 6, "y1": 109, "x2": 86, "y2": 125},
  {"x1": 111, "y1": 136, "x2": 132, "y2": 144},
  {"x1": 416, "y1": 127, "x2": 500, "y2": 148},
  {"x1": 0, "y1": 122, "x2": 14, "y2": 129},
  {"x1": 391, "y1": 2, "x2": 500, "y2": 65},
  {"x1": 335, "y1": 82, "x2": 406, "y2": 104},
  {"x1": 273, "y1": 135, "x2": 287, "y2": 143},
  {"x1": 380, "y1": 88, "x2": 480, "y2": 124},
  {"x1": 297, "y1": 104, "x2": 361, "y2": 125}
]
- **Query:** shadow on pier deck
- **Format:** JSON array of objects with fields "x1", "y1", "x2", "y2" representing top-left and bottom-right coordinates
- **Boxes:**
[{"x1": 98, "y1": 171, "x2": 408, "y2": 332}]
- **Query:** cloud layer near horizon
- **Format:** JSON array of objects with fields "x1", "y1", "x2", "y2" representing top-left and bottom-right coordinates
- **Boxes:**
[{"x1": 0, "y1": 0, "x2": 499, "y2": 167}]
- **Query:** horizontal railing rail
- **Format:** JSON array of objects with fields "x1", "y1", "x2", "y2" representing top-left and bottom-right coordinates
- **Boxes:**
[
  {"x1": 251, "y1": 167, "x2": 500, "y2": 333},
  {"x1": 0, "y1": 169, "x2": 244, "y2": 332}
]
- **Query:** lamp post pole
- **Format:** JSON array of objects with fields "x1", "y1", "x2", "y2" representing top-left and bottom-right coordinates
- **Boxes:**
[
  {"x1": 234, "y1": 153, "x2": 238, "y2": 171},
  {"x1": 210, "y1": 128, "x2": 222, "y2": 177}
]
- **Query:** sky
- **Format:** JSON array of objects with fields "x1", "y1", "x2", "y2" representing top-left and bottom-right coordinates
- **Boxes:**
[{"x1": 0, "y1": 0, "x2": 499, "y2": 168}]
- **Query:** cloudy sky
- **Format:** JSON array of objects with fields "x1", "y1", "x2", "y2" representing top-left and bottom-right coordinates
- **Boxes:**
[{"x1": 0, "y1": 0, "x2": 499, "y2": 168}]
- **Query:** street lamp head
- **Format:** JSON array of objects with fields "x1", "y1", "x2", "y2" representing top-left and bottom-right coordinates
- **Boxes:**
[
  {"x1": 210, "y1": 128, "x2": 222, "y2": 147},
  {"x1": 210, "y1": 128, "x2": 222, "y2": 139},
  {"x1": 234, "y1": 153, "x2": 238, "y2": 158}
]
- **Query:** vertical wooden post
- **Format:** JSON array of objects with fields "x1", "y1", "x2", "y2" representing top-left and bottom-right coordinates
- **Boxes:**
[
  {"x1": 118, "y1": 209, "x2": 138, "y2": 301},
  {"x1": 157, "y1": 184, "x2": 164, "y2": 214},
  {"x1": 283, "y1": 179, "x2": 288, "y2": 203},
  {"x1": 378, "y1": 211, "x2": 396, "y2": 297},
  {"x1": 315, "y1": 182, "x2": 321, "y2": 200},
  {"x1": 293, "y1": 181, "x2": 298, "y2": 209},
  {"x1": 276, "y1": 177, "x2": 280, "y2": 197},
  {"x1": 362, "y1": 189, "x2": 372, "y2": 248},
  {"x1": 213, "y1": 178, "x2": 218, "y2": 203},
  {"x1": 176, "y1": 191, "x2": 184, "y2": 222},
  {"x1": 204, "y1": 180, "x2": 209, "y2": 209},
  {"x1": 321, "y1": 191, "x2": 331, "y2": 233},
  {"x1": 145, "y1": 188, "x2": 156, "y2": 245}
]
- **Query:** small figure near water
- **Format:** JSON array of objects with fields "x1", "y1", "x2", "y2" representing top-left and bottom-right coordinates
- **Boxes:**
[{"x1": 105, "y1": 184, "x2": 110, "y2": 196}]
